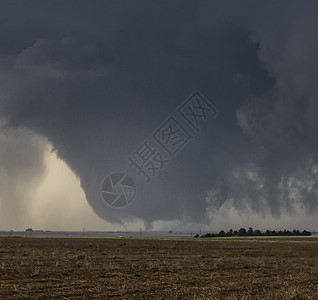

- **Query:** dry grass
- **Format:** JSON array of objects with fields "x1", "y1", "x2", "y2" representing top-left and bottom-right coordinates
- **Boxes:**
[{"x1": 0, "y1": 237, "x2": 318, "y2": 299}]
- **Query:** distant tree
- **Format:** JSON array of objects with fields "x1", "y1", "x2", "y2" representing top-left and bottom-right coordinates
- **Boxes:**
[
  {"x1": 194, "y1": 228, "x2": 312, "y2": 238},
  {"x1": 200, "y1": 233, "x2": 214, "y2": 238},
  {"x1": 238, "y1": 228, "x2": 247, "y2": 236},
  {"x1": 194, "y1": 234, "x2": 199, "y2": 238},
  {"x1": 226, "y1": 229, "x2": 233, "y2": 237},
  {"x1": 248, "y1": 227, "x2": 254, "y2": 236},
  {"x1": 302, "y1": 230, "x2": 311, "y2": 236},
  {"x1": 26, "y1": 228, "x2": 33, "y2": 236},
  {"x1": 254, "y1": 229, "x2": 262, "y2": 236},
  {"x1": 218, "y1": 230, "x2": 225, "y2": 237}
]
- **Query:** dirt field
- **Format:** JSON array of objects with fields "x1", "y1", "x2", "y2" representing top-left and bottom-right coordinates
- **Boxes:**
[{"x1": 0, "y1": 237, "x2": 318, "y2": 299}]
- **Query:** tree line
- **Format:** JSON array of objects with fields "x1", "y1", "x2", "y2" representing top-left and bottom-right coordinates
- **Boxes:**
[{"x1": 194, "y1": 227, "x2": 312, "y2": 238}]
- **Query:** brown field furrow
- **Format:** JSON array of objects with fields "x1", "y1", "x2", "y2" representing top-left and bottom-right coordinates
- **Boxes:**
[{"x1": 0, "y1": 237, "x2": 318, "y2": 299}]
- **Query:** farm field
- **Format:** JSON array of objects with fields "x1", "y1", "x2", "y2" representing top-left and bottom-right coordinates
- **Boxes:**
[{"x1": 0, "y1": 237, "x2": 318, "y2": 299}]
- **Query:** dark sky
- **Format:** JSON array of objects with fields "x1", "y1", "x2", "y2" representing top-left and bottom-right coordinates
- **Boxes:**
[{"x1": 0, "y1": 1, "x2": 318, "y2": 230}]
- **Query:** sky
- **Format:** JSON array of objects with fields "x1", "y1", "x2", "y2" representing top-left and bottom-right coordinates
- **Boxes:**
[{"x1": 0, "y1": 1, "x2": 318, "y2": 232}]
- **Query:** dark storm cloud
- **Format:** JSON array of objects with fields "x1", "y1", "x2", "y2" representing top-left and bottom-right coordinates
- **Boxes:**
[
  {"x1": 204, "y1": 0, "x2": 318, "y2": 217},
  {"x1": 0, "y1": 1, "x2": 317, "y2": 228}
]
